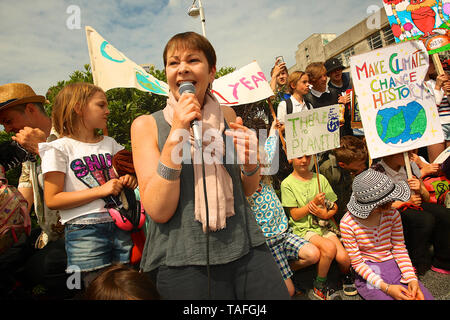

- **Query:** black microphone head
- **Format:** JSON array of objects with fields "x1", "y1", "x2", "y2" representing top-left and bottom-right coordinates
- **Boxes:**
[{"x1": 179, "y1": 82, "x2": 196, "y2": 95}]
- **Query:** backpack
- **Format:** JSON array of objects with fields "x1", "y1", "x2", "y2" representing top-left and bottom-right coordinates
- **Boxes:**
[
  {"x1": 0, "y1": 165, "x2": 30, "y2": 255},
  {"x1": 422, "y1": 174, "x2": 450, "y2": 205},
  {"x1": 285, "y1": 97, "x2": 313, "y2": 115}
]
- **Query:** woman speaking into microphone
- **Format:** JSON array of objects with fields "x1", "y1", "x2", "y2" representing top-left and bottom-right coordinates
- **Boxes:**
[{"x1": 131, "y1": 32, "x2": 289, "y2": 300}]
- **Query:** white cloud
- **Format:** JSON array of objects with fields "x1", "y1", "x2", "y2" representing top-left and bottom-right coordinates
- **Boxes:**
[
  {"x1": 0, "y1": 0, "x2": 379, "y2": 95},
  {"x1": 268, "y1": 6, "x2": 288, "y2": 20}
]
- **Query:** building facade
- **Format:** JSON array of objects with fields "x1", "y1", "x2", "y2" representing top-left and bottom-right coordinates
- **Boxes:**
[{"x1": 289, "y1": 8, "x2": 395, "y2": 73}]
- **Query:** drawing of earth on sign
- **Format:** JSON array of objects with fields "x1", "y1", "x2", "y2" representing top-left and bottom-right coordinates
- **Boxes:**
[{"x1": 376, "y1": 101, "x2": 427, "y2": 144}]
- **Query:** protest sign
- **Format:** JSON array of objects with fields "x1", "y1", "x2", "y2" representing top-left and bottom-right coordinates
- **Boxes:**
[
  {"x1": 350, "y1": 89, "x2": 363, "y2": 129},
  {"x1": 382, "y1": 0, "x2": 450, "y2": 55},
  {"x1": 85, "y1": 26, "x2": 169, "y2": 95},
  {"x1": 350, "y1": 40, "x2": 444, "y2": 159},
  {"x1": 284, "y1": 105, "x2": 341, "y2": 160},
  {"x1": 211, "y1": 61, "x2": 273, "y2": 106}
]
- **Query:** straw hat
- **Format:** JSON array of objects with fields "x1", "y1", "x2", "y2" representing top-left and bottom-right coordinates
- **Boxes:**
[
  {"x1": 0, "y1": 83, "x2": 45, "y2": 111},
  {"x1": 347, "y1": 169, "x2": 411, "y2": 219}
]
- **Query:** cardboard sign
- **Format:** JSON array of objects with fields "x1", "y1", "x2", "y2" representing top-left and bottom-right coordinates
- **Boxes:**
[
  {"x1": 211, "y1": 61, "x2": 273, "y2": 106},
  {"x1": 284, "y1": 105, "x2": 341, "y2": 160},
  {"x1": 350, "y1": 89, "x2": 363, "y2": 129},
  {"x1": 382, "y1": 0, "x2": 450, "y2": 54},
  {"x1": 350, "y1": 40, "x2": 444, "y2": 159},
  {"x1": 85, "y1": 26, "x2": 169, "y2": 95}
]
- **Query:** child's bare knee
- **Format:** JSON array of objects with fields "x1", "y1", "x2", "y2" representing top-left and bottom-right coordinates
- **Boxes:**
[
  {"x1": 320, "y1": 238, "x2": 337, "y2": 259},
  {"x1": 300, "y1": 243, "x2": 320, "y2": 264}
]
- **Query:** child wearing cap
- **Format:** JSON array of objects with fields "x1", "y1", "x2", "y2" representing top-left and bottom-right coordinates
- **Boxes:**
[
  {"x1": 281, "y1": 155, "x2": 356, "y2": 300},
  {"x1": 340, "y1": 169, "x2": 433, "y2": 300}
]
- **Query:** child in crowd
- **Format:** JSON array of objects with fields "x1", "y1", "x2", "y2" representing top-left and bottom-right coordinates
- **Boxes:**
[
  {"x1": 281, "y1": 155, "x2": 356, "y2": 300},
  {"x1": 424, "y1": 61, "x2": 450, "y2": 163},
  {"x1": 84, "y1": 263, "x2": 160, "y2": 300},
  {"x1": 319, "y1": 135, "x2": 369, "y2": 223},
  {"x1": 270, "y1": 57, "x2": 290, "y2": 101},
  {"x1": 247, "y1": 120, "x2": 320, "y2": 296},
  {"x1": 39, "y1": 83, "x2": 138, "y2": 288},
  {"x1": 372, "y1": 152, "x2": 450, "y2": 275},
  {"x1": 304, "y1": 62, "x2": 353, "y2": 137},
  {"x1": 276, "y1": 71, "x2": 312, "y2": 126},
  {"x1": 340, "y1": 169, "x2": 433, "y2": 300},
  {"x1": 276, "y1": 71, "x2": 313, "y2": 185}
]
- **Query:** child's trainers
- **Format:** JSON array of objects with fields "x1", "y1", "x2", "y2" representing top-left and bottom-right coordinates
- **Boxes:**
[
  {"x1": 342, "y1": 272, "x2": 358, "y2": 296},
  {"x1": 312, "y1": 285, "x2": 342, "y2": 300}
]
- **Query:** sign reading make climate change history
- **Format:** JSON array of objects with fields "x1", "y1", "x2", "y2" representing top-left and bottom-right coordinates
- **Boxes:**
[{"x1": 350, "y1": 40, "x2": 444, "y2": 159}]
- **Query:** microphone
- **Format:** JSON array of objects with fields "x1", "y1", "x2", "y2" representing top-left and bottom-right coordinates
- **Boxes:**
[{"x1": 179, "y1": 82, "x2": 202, "y2": 149}]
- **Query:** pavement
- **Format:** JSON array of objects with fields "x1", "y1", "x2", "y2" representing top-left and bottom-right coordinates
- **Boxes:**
[{"x1": 291, "y1": 261, "x2": 450, "y2": 300}]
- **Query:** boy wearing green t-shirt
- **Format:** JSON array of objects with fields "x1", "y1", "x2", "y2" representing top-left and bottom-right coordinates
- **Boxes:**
[{"x1": 281, "y1": 155, "x2": 355, "y2": 300}]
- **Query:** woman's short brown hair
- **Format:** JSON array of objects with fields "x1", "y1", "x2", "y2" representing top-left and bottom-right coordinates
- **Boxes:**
[{"x1": 163, "y1": 32, "x2": 216, "y2": 71}]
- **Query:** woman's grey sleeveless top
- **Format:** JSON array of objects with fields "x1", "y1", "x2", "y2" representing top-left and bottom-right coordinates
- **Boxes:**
[{"x1": 139, "y1": 110, "x2": 265, "y2": 272}]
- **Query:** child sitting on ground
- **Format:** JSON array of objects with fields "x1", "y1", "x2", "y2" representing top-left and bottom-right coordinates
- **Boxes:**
[
  {"x1": 372, "y1": 152, "x2": 450, "y2": 275},
  {"x1": 319, "y1": 135, "x2": 369, "y2": 223},
  {"x1": 340, "y1": 169, "x2": 434, "y2": 300},
  {"x1": 247, "y1": 120, "x2": 319, "y2": 296},
  {"x1": 281, "y1": 154, "x2": 356, "y2": 300}
]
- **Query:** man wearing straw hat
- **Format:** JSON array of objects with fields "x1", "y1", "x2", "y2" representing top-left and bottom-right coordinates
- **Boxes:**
[{"x1": 0, "y1": 83, "x2": 64, "y2": 248}]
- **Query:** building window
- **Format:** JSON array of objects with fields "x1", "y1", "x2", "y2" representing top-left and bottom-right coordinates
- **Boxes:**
[
  {"x1": 342, "y1": 47, "x2": 355, "y2": 67},
  {"x1": 368, "y1": 31, "x2": 383, "y2": 50},
  {"x1": 332, "y1": 55, "x2": 344, "y2": 66},
  {"x1": 382, "y1": 26, "x2": 396, "y2": 46}
]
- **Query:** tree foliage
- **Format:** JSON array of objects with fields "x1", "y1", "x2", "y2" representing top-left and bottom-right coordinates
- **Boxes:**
[
  {"x1": 44, "y1": 65, "x2": 246, "y2": 150},
  {"x1": 0, "y1": 131, "x2": 21, "y2": 185}
]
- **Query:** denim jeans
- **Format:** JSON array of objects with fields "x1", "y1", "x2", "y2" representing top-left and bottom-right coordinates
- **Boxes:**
[{"x1": 64, "y1": 222, "x2": 132, "y2": 272}]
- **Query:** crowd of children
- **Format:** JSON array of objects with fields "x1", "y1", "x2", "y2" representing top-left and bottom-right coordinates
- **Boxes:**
[{"x1": 0, "y1": 30, "x2": 449, "y2": 300}]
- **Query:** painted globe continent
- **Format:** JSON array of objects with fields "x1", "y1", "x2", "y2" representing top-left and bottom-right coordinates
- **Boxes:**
[{"x1": 376, "y1": 101, "x2": 427, "y2": 144}]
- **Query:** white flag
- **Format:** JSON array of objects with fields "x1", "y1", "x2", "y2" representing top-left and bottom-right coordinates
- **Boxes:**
[
  {"x1": 85, "y1": 26, "x2": 168, "y2": 95},
  {"x1": 211, "y1": 61, "x2": 273, "y2": 106}
]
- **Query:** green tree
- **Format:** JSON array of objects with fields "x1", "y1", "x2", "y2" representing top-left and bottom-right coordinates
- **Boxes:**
[
  {"x1": 0, "y1": 131, "x2": 22, "y2": 185},
  {"x1": 45, "y1": 65, "x2": 238, "y2": 150},
  {"x1": 45, "y1": 64, "x2": 168, "y2": 149}
]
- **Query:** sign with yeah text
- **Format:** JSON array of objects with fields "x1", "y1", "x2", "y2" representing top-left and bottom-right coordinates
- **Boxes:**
[
  {"x1": 284, "y1": 105, "x2": 341, "y2": 160},
  {"x1": 350, "y1": 40, "x2": 443, "y2": 159},
  {"x1": 211, "y1": 62, "x2": 273, "y2": 106}
]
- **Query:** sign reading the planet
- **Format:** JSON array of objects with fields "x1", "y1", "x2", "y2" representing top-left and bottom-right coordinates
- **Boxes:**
[{"x1": 350, "y1": 40, "x2": 443, "y2": 159}]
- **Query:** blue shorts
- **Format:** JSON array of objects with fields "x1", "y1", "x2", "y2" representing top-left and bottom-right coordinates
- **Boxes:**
[
  {"x1": 64, "y1": 222, "x2": 132, "y2": 272},
  {"x1": 265, "y1": 232, "x2": 308, "y2": 280}
]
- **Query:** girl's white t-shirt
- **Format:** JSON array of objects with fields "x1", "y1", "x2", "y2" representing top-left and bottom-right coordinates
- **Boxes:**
[{"x1": 39, "y1": 136, "x2": 124, "y2": 224}]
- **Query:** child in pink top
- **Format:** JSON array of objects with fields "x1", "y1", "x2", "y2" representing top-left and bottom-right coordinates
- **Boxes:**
[{"x1": 340, "y1": 169, "x2": 433, "y2": 300}]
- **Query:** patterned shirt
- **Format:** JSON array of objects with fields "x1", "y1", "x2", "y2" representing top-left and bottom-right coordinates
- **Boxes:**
[
  {"x1": 340, "y1": 209, "x2": 417, "y2": 289},
  {"x1": 247, "y1": 134, "x2": 288, "y2": 238}
]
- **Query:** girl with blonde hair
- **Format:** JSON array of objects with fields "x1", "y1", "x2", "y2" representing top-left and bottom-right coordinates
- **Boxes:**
[{"x1": 39, "y1": 82, "x2": 137, "y2": 288}]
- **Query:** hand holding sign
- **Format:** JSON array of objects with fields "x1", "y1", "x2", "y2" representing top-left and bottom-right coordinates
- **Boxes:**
[{"x1": 284, "y1": 105, "x2": 341, "y2": 160}]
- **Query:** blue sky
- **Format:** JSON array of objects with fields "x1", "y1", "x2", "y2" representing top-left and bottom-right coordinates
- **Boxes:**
[{"x1": 1, "y1": 0, "x2": 381, "y2": 96}]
